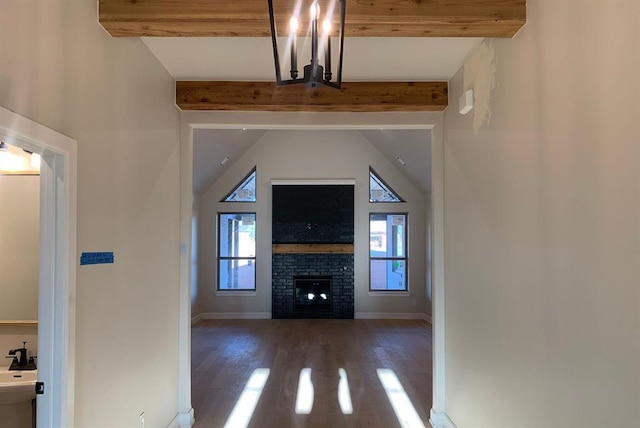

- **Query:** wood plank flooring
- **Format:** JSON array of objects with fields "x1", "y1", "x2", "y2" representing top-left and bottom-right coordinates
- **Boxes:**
[{"x1": 191, "y1": 319, "x2": 433, "y2": 428}]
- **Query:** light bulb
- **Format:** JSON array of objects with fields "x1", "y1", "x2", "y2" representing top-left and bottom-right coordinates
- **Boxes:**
[
  {"x1": 322, "y1": 19, "x2": 331, "y2": 35},
  {"x1": 289, "y1": 16, "x2": 299, "y2": 33},
  {"x1": 31, "y1": 153, "x2": 41, "y2": 169},
  {"x1": 309, "y1": 1, "x2": 320, "y2": 19}
]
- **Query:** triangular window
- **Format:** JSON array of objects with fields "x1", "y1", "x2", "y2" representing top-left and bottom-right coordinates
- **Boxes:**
[
  {"x1": 369, "y1": 168, "x2": 404, "y2": 203},
  {"x1": 221, "y1": 167, "x2": 256, "y2": 202}
]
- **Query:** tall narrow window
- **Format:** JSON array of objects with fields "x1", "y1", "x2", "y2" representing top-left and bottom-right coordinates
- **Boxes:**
[
  {"x1": 369, "y1": 213, "x2": 407, "y2": 291},
  {"x1": 218, "y1": 213, "x2": 256, "y2": 290},
  {"x1": 221, "y1": 167, "x2": 256, "y2": 202}
]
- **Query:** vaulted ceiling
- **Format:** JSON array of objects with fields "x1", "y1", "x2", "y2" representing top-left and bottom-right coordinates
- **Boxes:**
[
  {"x1": 98, "y1": 0, "x2": 526, "y2": 112},
  {"x1": 99, "y1": 1, "x2": 524, "y2": 192}
]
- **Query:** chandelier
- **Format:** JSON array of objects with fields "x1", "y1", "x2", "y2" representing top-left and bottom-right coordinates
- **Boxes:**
[{"x1": 267, "y1": 0, "x2": 346, "y2": 89}]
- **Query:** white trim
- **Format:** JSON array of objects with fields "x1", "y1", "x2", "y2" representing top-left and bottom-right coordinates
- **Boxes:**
[
  {"x1": 429, "y1": 410, "x2": 457, "y2": 428},
  {"x1": 215, "y1": 291, "x2": 258, "y2": 297},
  {"x1": 167, "y1": 409, "x2": 195, "y2": 428},
  {"x1": 178, "y1": 118, "x2": 194, "y2": 421},
  {"x1": 355, "y1": 312, "x2": 427, "y2": 320},
  {"x1": 179, "y1": 111, "x2": 444, "y2": 427},
  {"x1": 271, "y1": 179, "x2": 356, "y2": 185},
  {"x1": 191, "y1": 314, "x2": 203, "y2": 325},
  {"x1": 368, "y1": 291, "x2": 411, "y2": 297},
  {"x1": 0, "y1": 105, "x2": 77, "y2": 428},
  {"x1": 430, "y1": 114, "x2": 447, "y2": 422},
  {"x1": 199, "y1": 312, "x2": 272, "y2": 320}
]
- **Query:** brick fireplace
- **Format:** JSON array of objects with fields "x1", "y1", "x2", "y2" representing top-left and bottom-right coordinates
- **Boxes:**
[{"x1": 271, "y1": 184, "x2": 354, "y2": 319}]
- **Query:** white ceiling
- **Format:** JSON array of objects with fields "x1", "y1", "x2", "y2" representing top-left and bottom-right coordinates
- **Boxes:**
[
  {"x1": 167, "y1": 36, "x2": 469, "y2": 196},
  {"x1": 143, "y1": 37, "x2": 481, "y2": 81},
  {"x1": 193, "y1": 129, "x2": 431, "y2": 196},
  {"x1": 360, "y1": 129, "x2": 431, "y2": 193},
  {"x1": 193, "y1": 129, "x2": 266, "y2": 194}
]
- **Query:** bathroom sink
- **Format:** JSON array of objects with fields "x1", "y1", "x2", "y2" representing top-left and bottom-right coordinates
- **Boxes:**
[{"x1": 0, "y1": 369, "x2": 37, "y2": 405}]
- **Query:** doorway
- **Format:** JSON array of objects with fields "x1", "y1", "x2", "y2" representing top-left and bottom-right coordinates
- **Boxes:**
[
  {"x1": 177, "y1": 111, "x2": 446, "y2": 427},
  {"x1": 0, "y1": 106, "x2": 77, "y2": 427}
]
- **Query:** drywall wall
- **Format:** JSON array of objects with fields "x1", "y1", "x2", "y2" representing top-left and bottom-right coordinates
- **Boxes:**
[
  {"x1": 0, "y1": 175, "x2": 39, "y2": 321},
  {"x1": 197, "y1": 130, "x2": 429, "y2": 317},
  {"x1": 443, "y1": 1, "x2": 640, "y2": 426},
  {"x1": 0, "y1": 1, "x2": 180, "y2": 426}
]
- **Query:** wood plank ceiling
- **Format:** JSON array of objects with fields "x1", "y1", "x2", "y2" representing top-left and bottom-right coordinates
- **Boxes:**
[{"x1": 99, "y1": 0, "x2": 526, "y2": 112}]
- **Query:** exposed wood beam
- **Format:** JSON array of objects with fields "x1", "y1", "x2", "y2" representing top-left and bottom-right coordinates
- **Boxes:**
[
  {"x1": 176, "y1": 81, "x2": 448, "y2": 112},
  {"x1": 99, "y1": 0, "x2": 526, "y2": 38}
]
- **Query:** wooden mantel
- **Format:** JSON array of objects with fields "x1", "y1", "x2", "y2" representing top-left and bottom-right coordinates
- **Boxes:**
[
  {"x1": 99, "y1": 0, "x2": 526, "y2": 38},
  {"x1": 273, "y1": 244, "x2": 354, "y2": 254}
]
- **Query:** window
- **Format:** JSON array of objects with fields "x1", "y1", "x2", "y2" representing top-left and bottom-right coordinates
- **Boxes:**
[
  {"x1": 221, "y1": 167, "x2": 256, "y2": 202},
  {"x1": 218, "y1": 213, "x2": 256, "y2": 290},
  {"x1": 370, "y1": 213, "x2": 407, "y2": 291},
  {"x1": 369, "y1": 168, "x2": 404, "y2": 203}
]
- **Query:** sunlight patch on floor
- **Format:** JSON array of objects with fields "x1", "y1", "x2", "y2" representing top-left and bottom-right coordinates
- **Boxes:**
[
  {"x1": 377, "y1": 368, "x2": 425, "y2": 428},
  {"x1": 223, "y1": 368, "x2": 270, "y2": 428},
  {"x1": 295, "y1": 368, "x2": 314, "y2": 414},
  {"x1": 338, "y1": 368, "x2": 353, "y2": 415}
]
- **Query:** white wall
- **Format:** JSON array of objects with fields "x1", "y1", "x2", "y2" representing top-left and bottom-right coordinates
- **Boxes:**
[
  {"x1": 0, "y1": 1, "x2": 180, "y2": 426},
  {"x1": 197, "y1": 130, "x2": 429, "y2": 317},
  {"x1": 0, "y1": 175, "x2": 39, "y2": 368},
  {"x1": 0, "y1": 175, "x2": 39, "y2": 321},
  {"x1": 443, "y1": 1, "x2": 640, "y2": 426}
]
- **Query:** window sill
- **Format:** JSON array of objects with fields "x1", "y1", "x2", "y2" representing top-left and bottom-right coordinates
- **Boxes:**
[
  {"x1": 368, "y1": 291, "x2": 411, "y2": 297},
  {"x1": 215, "y1": 290, "x2": 257, "y2": 297}
]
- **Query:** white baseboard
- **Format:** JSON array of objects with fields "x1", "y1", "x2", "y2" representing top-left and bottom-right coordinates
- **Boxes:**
[
  {"x1": 429, "y1": 409, "x2": 457, "y2": 428},
  {"x1": 355, "y1": 312, "x2": 429, "y2": 320},
  {"x1": 198, "y1": 312, "x2": 272, "y2": 320},
  {"x1": 167, "y1": 409, "x2": 195, "y2": 428},
  {"x1": 194, "y1": 312, "x2": 429, "y2": 322}
]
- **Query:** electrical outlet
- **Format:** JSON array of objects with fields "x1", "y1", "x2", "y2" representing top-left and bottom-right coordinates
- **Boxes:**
[
  {"x1": 412, "y1": 299, "x2": 417, "y2": 306},
  {"x1": 139, "y1": 412, "x2": 145, "y2": 428},
  {"x1": 230, "y1": 298, "x2": 236, "y2": 306}
]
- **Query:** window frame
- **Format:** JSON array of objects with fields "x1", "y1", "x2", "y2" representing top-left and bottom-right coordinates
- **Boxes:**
[
  {"x1": 369, "y1": 212, "x2": 409, "y2": 292},
  {"x1": 369, "y1": 167, "x2": 405, "y2": 203},
  {"x1": 220, "y1": 167, "x2": 257, "y2": 203},
  {"x1": 216, "y1": 212, "x2": 257, "y2": 291}
]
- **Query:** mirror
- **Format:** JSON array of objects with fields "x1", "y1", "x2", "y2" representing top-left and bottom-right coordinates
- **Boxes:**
[{"x1": 0, "y1": 151, "x2": 40, "y2": 323}]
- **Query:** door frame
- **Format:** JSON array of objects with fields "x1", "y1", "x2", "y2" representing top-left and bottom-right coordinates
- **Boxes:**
[
  {"x1": 177, "y1": 111, "x2": 446, "y2": 428},
  {"x1": 0, "y1": 106, "x2": 77, "y2": 427}
]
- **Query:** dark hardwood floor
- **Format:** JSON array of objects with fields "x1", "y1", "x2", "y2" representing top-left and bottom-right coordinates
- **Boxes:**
[{"x1": 191, "y1": 319, "x2": 433, "y2": 428}]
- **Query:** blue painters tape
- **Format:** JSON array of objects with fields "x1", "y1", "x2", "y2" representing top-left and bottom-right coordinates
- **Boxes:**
[{"x1": 80, "y1": 252, "x2": 114, "y2": 266}]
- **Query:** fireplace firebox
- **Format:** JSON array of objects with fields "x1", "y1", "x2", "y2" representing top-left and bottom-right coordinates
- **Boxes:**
[{"x1": 294, "y1": 276, "x2": 331, "y2": 312}]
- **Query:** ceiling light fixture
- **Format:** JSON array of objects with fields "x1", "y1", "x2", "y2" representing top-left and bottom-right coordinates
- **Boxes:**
[{"x1": 268, "y1": 0, "x2": 346, "y2": 89}]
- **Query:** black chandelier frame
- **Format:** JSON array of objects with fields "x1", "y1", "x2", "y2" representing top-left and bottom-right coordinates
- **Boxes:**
[{"x1": 267, "y1": 0, "x2": 346, "y2": 89}]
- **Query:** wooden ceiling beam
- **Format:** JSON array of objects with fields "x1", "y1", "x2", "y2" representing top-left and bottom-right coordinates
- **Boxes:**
[
  {"x1": 176, "y1": 81, "x2": 448, "y2": 112},
  {"x1": 99, "y1": 0, "x2": 526, "y2": 38}
]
